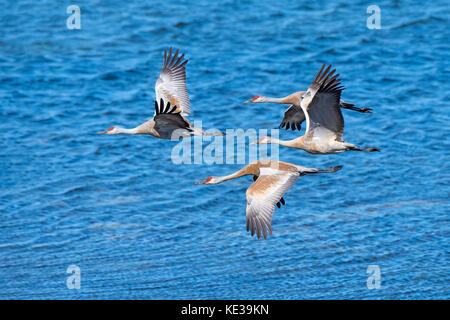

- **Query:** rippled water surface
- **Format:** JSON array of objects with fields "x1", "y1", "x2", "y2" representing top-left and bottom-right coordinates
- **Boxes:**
[{"x1": 1, "y1": 0, "x2": 449, "y2": 299}]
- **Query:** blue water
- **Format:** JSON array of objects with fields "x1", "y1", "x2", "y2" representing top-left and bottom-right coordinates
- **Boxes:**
[{"x1": 1, "y1": 0, "x2": 449, "y2": 299}]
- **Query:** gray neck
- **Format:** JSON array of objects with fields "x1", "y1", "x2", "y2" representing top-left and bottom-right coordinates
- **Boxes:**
[
  {"x1": 216, "y1": 169, "x2": 250, "y2": 183},
  {"x1": 268, "y1": 137, "x2": 303, "y2": 148},
  {"x1": 116, "y1": 127, "x2": 139, "y2": 134},
  {"x1": 261, "y1": 96, "x2": 287, "y2": 103}
]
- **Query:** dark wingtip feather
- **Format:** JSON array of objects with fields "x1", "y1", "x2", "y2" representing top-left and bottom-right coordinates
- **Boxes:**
[
  {"x1": 161, "y1": 47, "x2": 188, "y2": 72},
  {"x1": 319, "y1": 65, "x2": 332, "y2": 82},
  {"x1": 180, "y1": 59, "x2": 188, "y2": 68},
  {"x1": 162, "y1": 49, "x2": 167, "y2": 68},
  {"x1": 316, "y1": 65, "x2": 344, "y2": 94},
  {"x1": 168, "y1": 101, "x2": 173, "y2": 112},
  {"x1": 173, "y1": 53, "x2": 185, "y2": 68},
  {"x1": 160, "y1": 98, "x2": 164, "y2": 113},
  {"x1": 165, "y1": 47, "x2": 173, "y2": 68},
  {"x1": 169, "y1": 49, "x2": 179, "y2": 68},
  {"x1": 314, "y1": 63, "x2": 327, "y2": 82}
]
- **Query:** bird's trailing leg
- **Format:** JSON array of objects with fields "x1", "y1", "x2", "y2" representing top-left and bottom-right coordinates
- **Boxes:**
[
  {"x1": 340, "y1": 101, "x2": 372, "y2": 113},
  {"x1": 202, "y1": 131, "x2": 226, "y2": 136},
  {"x1": 349, "y1": 147, "x2": 380, "y2": 152},
  {"x1": 316, "y1": 165, "x2": 344, "y2": 173},
  {"x1": 299, "y1": 165, "x2": 343, "y2": 176}
]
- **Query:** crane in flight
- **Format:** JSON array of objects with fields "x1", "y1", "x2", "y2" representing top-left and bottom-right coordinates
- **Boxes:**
[
  {"x1": 244, "y1": 82, "x2": 371, "y2": 132},
  {"x1": 251, "y1": 63, "x2": 379, "y2": 154},
  {"x1": 196, "y1": 160, "x2": 342, "y2": 239},
  {"x1": 98, "y1": 47, "x2": 224, "y2": 139}
]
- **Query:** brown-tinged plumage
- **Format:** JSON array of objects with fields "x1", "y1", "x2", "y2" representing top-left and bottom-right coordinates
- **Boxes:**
[
  {"x1": 195, "y1": 160, "x2": 342, "y2": 239},
  {"x1": 155, "y1": 47, "x2": 190, "y2": 116},
  {"x1": 251, "y1": 63, "x2": 379, "y2": 154},
  {"x1": 244, "y1": 89, "x2": 371, "y2": 132}
]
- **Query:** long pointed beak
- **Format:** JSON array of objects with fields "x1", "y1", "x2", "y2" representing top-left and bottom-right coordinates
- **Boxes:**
[
  {"x1": 97, "y1": 131, "x2": 107, "y2": 134},
  {"x1": 249, "y1": 140, "x2": 258, "y2": 145},
  {"x1": 194, "y1": 180, "x2": 206, "y2": 185},
  {"x1": 243, "y1": 99, "x2": 253, "y2": 104}
]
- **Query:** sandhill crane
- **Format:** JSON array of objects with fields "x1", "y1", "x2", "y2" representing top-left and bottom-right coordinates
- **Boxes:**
[
  {"x1": 98, "y1": 99, "x2": 221, "y2": 139},
  {"x1": 244, "y1": 94, "x2": 371, "y2": 132},
  {"x1": 195, "y1": 160, "x2": 342, "y2": 239},
  {"x1": 251, "y1": 64, "x2": 379, "y2": 154},
  {"x1": 98, "y1": 47, "x2": 224, "y2": 139}
]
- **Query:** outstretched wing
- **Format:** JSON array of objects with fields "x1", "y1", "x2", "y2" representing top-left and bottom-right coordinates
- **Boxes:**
[
  {"x1": 279, "y1": 100, "x2": 370, "y2": 132},
  {"x1": 301, "y1": 63, "x2": 345, "y2": 141},
  {"x1": 153, "y1": 99, "x2": 192, "y2": 140},
  {"x1": 155, "y1": 47, "x2": 190, "y2": 116},
  {"x1": 279, "y1": 105, "x2": 306, "y2": 131},
  {"x1": 252, "y1": 175, "x2": 286, "y2": 208},
  {"x1": 246, "y1": 169, "x2": 299, "y2": 239}
]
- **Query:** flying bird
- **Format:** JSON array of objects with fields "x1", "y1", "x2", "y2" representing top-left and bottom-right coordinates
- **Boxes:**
[
  {"x1": 251, "y1": 63, "x2": 379, "y2": 154},
  {"x1": 98, "y1": 47, "x2": 224, "y2": 139},
  {"x1": 98, "y1": 99, "x2": 221, "y2": 139},
  {"x1": 195, "y1": 160, "x2": 342, "y2": 239},
  {"x1": 244, "y1": 78, "x2": 371, "y2": 131}
]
